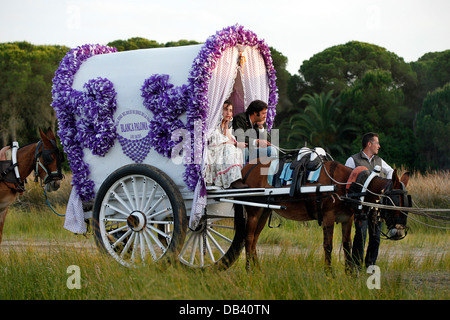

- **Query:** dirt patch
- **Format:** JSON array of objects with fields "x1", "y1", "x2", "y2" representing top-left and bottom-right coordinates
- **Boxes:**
[{"x1": 1, "y1": 240, "x2": 96, "y2": 253}]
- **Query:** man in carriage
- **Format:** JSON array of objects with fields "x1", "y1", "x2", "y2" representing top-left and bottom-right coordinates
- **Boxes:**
[{"x1": 232, "y1": 99, "x2": 278, "y2": 164}]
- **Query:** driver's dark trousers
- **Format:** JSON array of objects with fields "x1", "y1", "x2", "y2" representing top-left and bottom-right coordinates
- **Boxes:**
[{"x1": 352, "y1": 211, "x2": 381, "y2": 268}]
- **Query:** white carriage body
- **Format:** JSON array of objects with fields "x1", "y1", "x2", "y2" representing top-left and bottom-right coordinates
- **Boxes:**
[
  {"x1": 71, "y1": 45, "x2": 201, "y2": 197},
  {"x1": 54, "y1": 26, "x2": 279, "y2": 229}
]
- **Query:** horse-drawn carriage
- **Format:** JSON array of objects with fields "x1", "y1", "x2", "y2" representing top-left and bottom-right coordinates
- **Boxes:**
[{"x1": 50, "y1": 25, "x2": 411, "y2": 270}]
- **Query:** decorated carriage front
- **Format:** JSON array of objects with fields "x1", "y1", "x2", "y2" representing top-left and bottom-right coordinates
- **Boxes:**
[{"x1": 52, "y1": 25, "x2": 278, "y2": 268}]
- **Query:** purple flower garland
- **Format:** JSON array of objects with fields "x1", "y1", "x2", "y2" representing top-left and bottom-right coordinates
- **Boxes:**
[
  {"x1": 184, "y1": 24, "x2": 278, "y2": 190},
  {"x1": 51, "y1": 44, "x2": 118, "y2": 201},
  {"x1": 141, "y1": 74, "x2": 189, "y2": 158}
]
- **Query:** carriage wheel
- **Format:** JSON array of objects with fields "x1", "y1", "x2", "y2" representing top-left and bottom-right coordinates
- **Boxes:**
[
  {"x1": 93, "y1": 164, "x2": 187, "y2": 267},
  {"x1": 178, "y1": 203, "x2": 246, "y2": 269}
]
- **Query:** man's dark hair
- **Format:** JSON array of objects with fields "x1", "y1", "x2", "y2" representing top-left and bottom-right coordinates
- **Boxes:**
[
  {"x1": 246, "y1": 100, "x2": 268, "y2": 115},
  {"x1": 362, "y1": 132, "x2": 379, "y2": 149}
]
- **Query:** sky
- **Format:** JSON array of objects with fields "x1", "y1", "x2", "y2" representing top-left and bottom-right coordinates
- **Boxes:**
[{"x1": 0, "y1": 0, "x2": 449, "y2": 75}]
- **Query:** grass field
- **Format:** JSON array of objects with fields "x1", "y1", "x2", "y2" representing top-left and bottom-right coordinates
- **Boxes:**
[{"x1": 0, "y1": 170, "x2": 448, "y2": 301}]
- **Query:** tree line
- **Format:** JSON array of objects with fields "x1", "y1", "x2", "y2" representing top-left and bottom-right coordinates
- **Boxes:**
[{"x1": 0, "y1": 37, "x2": 448, "y2": 171}]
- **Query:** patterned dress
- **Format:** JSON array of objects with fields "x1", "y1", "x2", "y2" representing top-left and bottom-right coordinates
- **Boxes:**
[{"x1": 205, "y1": 123, "x2": 244, "y2": 189}]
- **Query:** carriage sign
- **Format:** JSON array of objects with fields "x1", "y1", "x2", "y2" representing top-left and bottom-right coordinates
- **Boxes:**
[
  {"x1": 116, "y1": 109, "x2": 151, "y2": 140},
  {"x1": 116, "y1": 109, "x2": 152, "y2": 163}
]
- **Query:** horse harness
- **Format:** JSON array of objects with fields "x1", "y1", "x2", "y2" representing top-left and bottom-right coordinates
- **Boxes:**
[
  {"x1": 344, "y1": 166, "x2": 411, "y2": 238},
  {"x1": 241, "y1": 148, "x2": 335, "y2": 226},
  {"x1": 33, "y1": 139, "x2": 64, "y2": 185},
  {"x1": 0, "y1": 139, "x2": 63, "y2": 193},
  {"x1": 0, "y1": 142, "x2": 25, "y2": 193}
]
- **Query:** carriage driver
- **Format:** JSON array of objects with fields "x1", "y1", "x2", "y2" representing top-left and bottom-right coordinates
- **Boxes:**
[
  {"x1": 232, "y1": 100, "x2": 278, "y2": 164},
  {"x1": 345, "y1": 132, "x2": 394, "y2": 269}
]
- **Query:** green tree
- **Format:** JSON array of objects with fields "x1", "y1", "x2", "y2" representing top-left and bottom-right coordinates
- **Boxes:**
[
  {"x1": 0, "y1": 43, "x2": 31, "y2": 143},
  {"x1": 415, "y1": 83, "x2": 450, "y2": 170},
  {"x1": 341, "y1": 69, "x2": 416, "y2": 167},
  {"x1": 270, "y1": 47, "x2": 292, "y2": 123},
  {"x1": 410, "y1": 50, "x2": 450, "y2": 113},
  {"x1": 285, "y1": 91, "x2": 358, "y2": 160},
  {"x1": 342, "y1": 70, "x2": 410, "y2": 130},
  {"x1": 296, "y1": 41, "x2": 419, "y2": 168},
  {"x1": 108, "y1": 37, "x2": 200, "y2": 51},
  {"x1": 108, "y1": 37, "x2": 161, "y2": 51},
  {"x1": 300, "y1": 41, "x2": 417, "y2": 97},
  {"x1": 0, "y1": 42, "x2": 68, "y2": 145}
]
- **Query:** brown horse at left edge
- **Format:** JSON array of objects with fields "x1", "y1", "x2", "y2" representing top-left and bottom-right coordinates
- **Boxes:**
[{"x1": 0, "y1": 128, "x2": 64, "y2": 244}]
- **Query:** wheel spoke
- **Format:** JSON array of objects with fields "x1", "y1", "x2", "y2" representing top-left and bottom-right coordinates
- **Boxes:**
[
  {"x1": 139, "y1": 177, "x2": 148, "y2": 211},
  {"x1": 206, "y1": 229, "x2": 226, "y2": 255},
  {"x1": 105, "y1": 202, "x2": 129, "y2": 217},
  {"x1": 147, "y1": 224, "x2": 171, "y2": 240},
  {"x1": 111, "y1": 191, "x2": 132, "y2": 213},
  {"x1": 144, "y1": 228, "x2": 167, "y2": 252},
  {"x1": 205, "y1": 236, "x2": 216, "y2": 263},
  {"x1": 142, "y1": 230, "x2": 157, "y2": 260},
  {"x1": 151, "y1": 220, "x2": 174, "y2": 225},
  {"x1": 143, "y1": 182, "x2": 158, "y2": 213},
  {"x1": 104, "y1": 217, "x2": 127, "y2": 223},
  {"x1": 107, "y1": 225, "x2": 128, "y2": 236},
  {"x1": 208, "y1": 223, "x2": 234, "y2": 230},
  {"x1": 140, "y1": 231, "x2": 146, "y2": 261},
  {"x1": 111, "y1": 229, "x2": 132, "y2": 249},
  {"x1": 145, "y1": 195, "x2": 165, "y2": 217},
  {"x1": 179, "y1": 231, "x2": 195, "y2": 258},
  {"x1": 207, "y1": 226, "x2": 232, "y2": 243},
  {"x1": 132, "y1": 177, "x2": 140, "y2": 211},
  {"x1": 131, "y1": 232, "x2": 140, "y2": 260},
  {"x1": 189, "y1": 234, "x2": 199, "y2": 264},
  {"x1": 120, "y1": 231, "x2": 136, "y2": 259},
  {"x1": 120, "y1": 179, "x2": 136, "y2": 211},
  {"x1": 147, "y1": 207, "x2": 171, "y2": 220},
  {"x1": 199, "y1": 235, "x2": 204, "y2": 267}
]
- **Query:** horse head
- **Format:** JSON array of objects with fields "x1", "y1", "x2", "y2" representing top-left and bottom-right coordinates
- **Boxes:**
[
  {"x1": 34, "y1": 128, "x2": 65, "y2": 192},
  {"x1": 381, "y1": 170, "x2": 411, "y2": 240}
]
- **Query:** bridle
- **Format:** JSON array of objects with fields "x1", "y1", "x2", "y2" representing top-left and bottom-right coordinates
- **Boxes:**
[
  {"x1": 33, "y1": 139, "x2": 64, "y2": 185},
  {"x1": 380, "y1": 180, "x2": 411, "y2": 240}
]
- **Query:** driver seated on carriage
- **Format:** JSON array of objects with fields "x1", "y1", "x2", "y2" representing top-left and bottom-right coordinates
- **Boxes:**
[{"x1": 205, "y1": 100, "x2": 249, "y2": 189}]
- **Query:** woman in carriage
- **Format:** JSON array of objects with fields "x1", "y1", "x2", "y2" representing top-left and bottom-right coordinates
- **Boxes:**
[{"x1": 205, "y1": 100, "x2": 248, "y2": 189}]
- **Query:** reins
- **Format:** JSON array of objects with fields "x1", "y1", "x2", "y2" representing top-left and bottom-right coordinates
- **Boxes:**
[
  {"x1": 42, "y1": 186, "x2": 65, "y2": 217},
  {"x1": 273, "y1": 145, "x2": 450, "y2": 229},
  {"x1": 33, "y1": 139, "x2": 65, "y2": 217}
]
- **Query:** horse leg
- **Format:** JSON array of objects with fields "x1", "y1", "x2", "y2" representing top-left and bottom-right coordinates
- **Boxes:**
[
  {"x1": 322, "y1": 214, "x2": 335, "y2": 271},
  {"x1": 0, "y1": 208, "x2": 9, "y2": 244},
  {"x1": 249, "y1": 208, "x2": 271, "y2": 269},
  {"x1": 244, "y1": 207, "x2": 270, "y2": 270},
  {"x1": 341, "y1": 216, "x2": 354, "y2": 273},
  {"x1": 244, "y1": 206, "x2": 259, "y2": 270}
]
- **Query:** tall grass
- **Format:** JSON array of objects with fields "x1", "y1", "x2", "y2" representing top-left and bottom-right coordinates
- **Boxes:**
[
  {"x1": 1, "y1": 243, "x2": 448, "y2": 300},
  {"x1": 0, "y1": 170, "x2": 448, "y2": 300}
]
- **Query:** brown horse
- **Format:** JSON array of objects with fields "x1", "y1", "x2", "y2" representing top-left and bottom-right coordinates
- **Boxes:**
[
  {"x1": 241, "y1": 159, "x2": 410, "y2": 271},
  {"x1": 0, "y1": 128, "x2": 64, "y2": 243}
]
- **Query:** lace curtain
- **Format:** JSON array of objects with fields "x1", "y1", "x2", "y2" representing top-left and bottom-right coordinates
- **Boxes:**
[{"x1": 189, "y1": 46, "x2": 270, "y2": 229}]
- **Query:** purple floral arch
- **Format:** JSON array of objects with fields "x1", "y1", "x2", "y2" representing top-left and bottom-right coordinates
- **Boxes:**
[
  {"x1": 51, "y1": 25, "x2": 278, "y2": 201},
  {"x1": 183, "y1": 24, "x2": 278, "y2": 190}
]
